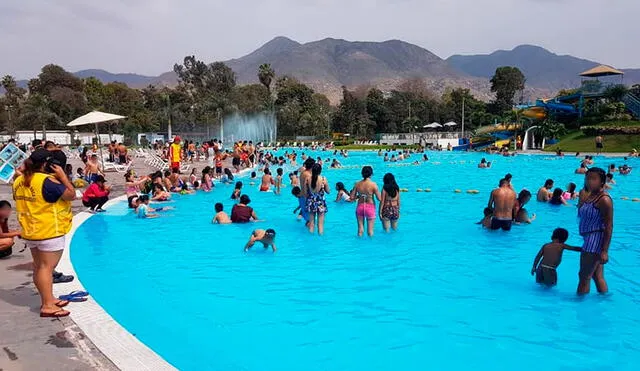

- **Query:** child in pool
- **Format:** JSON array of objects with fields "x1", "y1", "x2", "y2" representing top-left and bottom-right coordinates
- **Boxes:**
[
  {"x1": 244, "y1": 229, "x2": 277, "y2": 252},
  {"x1": 531, "y1": 228, "x2": 581, "y2": 286},
  {"x1": 137, "y1": 195, "x2": 159, "y2": 218},
  {"x1": 291, "y1": 186, "x2": 309, "y2": 224},
  {"x1": 477, "y1": 207, "x2": 493, "y2": 228},
  {"x1": 231, "y1": 181, "x2": 243, "y2": 200},
  {"x1": 549, "y1": 188, "x2": 567, "y2": 205},
  {"x1": 335, "y1": 182, "x2": 351, "y2": 202},
  {"x1": 249, "y1": 171, "x2": 257, "y2": 186},
  {"x1": 289, "y1": 171, "x2": 300, "y2": 187},
  {"x1": 275, "y1": 168, "x2": 283, "y2": 195},
  {"x1": 179, "y1": 183, "x2": 195, "y2": 195},
  {"x1": 212, "y1": 203, "x2": 231, "y2": 224}
]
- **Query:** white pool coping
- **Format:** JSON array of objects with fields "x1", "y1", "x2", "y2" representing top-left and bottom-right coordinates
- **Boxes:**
[{"x1": 54, "y1": 195, "x2": 178, "y2": 371}]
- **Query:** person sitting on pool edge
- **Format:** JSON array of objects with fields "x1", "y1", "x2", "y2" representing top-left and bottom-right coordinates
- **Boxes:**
[
  {"x1": 212, "y1": 203, "x2": 231, "y2": 224},
  {"x1": 487, "y1": 178, "x2": 516, "y2": 231},
  {"x1": 244, "y1": 229, "x2": 277, "y2": 252},
  {"x1": 531, "y1": 228, "x2": 581, "y2": 286}
]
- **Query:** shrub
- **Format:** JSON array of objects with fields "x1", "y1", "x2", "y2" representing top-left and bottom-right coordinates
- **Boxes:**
[{"x1": 582, "y1": 125, "x2": 640, "y2": 136}]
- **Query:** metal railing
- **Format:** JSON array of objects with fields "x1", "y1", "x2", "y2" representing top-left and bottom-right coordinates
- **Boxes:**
[{"x1": 622, "y1": 93, "x2": 640, "y2": 118}]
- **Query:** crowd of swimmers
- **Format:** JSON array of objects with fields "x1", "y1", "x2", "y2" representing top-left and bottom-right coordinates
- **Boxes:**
[{"x1": 481, "y1": 152, "x2": 621, "y2": 295}]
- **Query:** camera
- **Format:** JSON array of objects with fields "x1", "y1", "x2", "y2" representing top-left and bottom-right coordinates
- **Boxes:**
[{"x1": 45, "y1": 150, "x2": 67, "y2": 173}]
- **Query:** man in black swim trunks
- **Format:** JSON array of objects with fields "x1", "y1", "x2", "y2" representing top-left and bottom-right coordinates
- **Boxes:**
[{"x1": 487, "y1": 178, "x2": 516, "y2": 231}]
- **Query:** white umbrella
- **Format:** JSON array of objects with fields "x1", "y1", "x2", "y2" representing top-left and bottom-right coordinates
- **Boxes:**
[
  {"x1": 423, "y1": 122, "x2": 442, "y2": 128},
  {"x1": 444, "y1": 121, "x2": 457, "y2": 127},
  {"x1": 67, "y1": 111, "x2": 126, "y2": 168}
]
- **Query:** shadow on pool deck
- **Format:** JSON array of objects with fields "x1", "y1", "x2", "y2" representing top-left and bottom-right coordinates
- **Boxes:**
[{"x1": 0, "y1": 249, "x2": 118, "y2": 371}]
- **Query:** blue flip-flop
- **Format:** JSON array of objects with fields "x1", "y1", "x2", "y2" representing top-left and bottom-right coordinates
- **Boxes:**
[
  {"x1": 59, "y1": 290, "x2": 90, "y2": 301},
  {"x1": 68, "y1": 290, "x2": 89, "y2": 297},
  {"x1": 58, "y1": 295, "x2": 87, "y2": 302}
]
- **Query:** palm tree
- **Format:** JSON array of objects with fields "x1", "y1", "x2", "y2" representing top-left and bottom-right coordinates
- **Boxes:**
[{"x1": 258, "y1": 63, "x2": 275, "y2": 94}]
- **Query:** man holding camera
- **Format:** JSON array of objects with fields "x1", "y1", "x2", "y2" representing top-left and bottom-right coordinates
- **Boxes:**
[{"x1": 13, "y1": 148, "x2": 76, "y2": 318}]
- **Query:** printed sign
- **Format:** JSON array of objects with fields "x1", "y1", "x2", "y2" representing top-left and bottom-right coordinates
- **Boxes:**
[{"x1": 0, "y1": 143, "x2": 27, "y2": 183}]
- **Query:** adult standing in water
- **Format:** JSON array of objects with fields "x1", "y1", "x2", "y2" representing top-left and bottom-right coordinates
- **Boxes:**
[
  {"x1": 487, "y1": 178, "x2": 516, "y2": 231},
  {"x1": 350, "y1": 166, "x2": 382, "y2": 237},
  {"x1": 13, "y1": 149, "x2": 75, "y2": 317},
  {"x1": 304, "y1": 163, "x2": 330, "y2": 235},
  {"x1": 577, "y1": 167, "x2": 613, "y2": 295},
  {"x1": 380, "y1": 173, "x2": 400, "y2": 232}
]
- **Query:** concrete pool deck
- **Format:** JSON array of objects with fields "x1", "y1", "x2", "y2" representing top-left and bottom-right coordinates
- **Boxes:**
[{"x1": 0, "y1": 157, "x2": 180, "y2": 370}]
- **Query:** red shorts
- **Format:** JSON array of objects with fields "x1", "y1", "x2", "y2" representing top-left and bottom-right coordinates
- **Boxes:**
[{"x1": 171, "y1": 162, "x2": 180, "y2": 170}]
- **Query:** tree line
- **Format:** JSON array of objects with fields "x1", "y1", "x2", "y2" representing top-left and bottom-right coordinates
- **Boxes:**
[{"x1": 0, "y1": 58, "x2": 526, "y2": 141}]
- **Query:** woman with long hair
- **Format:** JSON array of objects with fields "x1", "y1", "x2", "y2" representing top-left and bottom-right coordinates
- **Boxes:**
[
  {"x1": 577, "y1": 167, "x2": 613, "y2": 295},
  {"x1": 13, "y1": 149, "x2": 75, "y2": 317},
  {"x1": 304, "y1": 163, "x2": 330, "y2": 235},
  {"x1": 350, "y1": 166, "x2": 382, "y2": 237},
  {"x1": 380, "y1": 173, "x2": 400, "y2": 232}
]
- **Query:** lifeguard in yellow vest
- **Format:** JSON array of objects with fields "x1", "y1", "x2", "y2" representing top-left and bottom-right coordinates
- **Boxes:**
[
  {"x1": 12, "y1": 148, "x2": 76, "y2": 318},
  {"x1": 169, "y1": 136, "x2": 182, "y2": 171}
]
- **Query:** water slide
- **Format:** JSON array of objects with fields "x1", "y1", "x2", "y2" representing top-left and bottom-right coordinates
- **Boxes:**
[{"x1": 519, "y1": 99, "x2": 578, "y2": 120}]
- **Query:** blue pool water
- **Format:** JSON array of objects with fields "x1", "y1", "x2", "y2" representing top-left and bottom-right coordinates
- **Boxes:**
[{"x1": 72, "y1": 151, "x2": 640, "y2": 371}]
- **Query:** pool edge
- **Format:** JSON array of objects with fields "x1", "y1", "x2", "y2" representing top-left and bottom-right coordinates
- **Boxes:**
[{"x1": 54, "y1": 195, "x2": 178, "y2": 371}]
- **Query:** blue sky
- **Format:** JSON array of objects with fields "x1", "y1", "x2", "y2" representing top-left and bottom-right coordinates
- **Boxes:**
[{"x1": 1, "y1": 0, "x2": 638, "y2": 78}]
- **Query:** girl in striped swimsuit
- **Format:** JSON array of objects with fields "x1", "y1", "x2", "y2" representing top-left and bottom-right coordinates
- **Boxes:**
[{"x1": 577, "y1": 167, "x2": 613, "y2": 295}]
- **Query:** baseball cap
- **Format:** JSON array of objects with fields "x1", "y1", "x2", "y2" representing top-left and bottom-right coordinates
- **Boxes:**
[
  {"x1": 173, "y1": 136, "x2": 181, "y2": 143},
  {"x1": 29, "y1": 148, "x2": 51, "y2": 163}
]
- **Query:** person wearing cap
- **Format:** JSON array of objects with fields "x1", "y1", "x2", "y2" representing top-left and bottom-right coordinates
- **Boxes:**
[
  {"x1": 244, "y1": 229, "x2": 277, "y2": 252},
  {"x1": 12, "y1": 148, "x2": 75, "y2": 318},
  {"x1": 169, "y1": 136, "x2": 182, "y2": 172},
  {"x1": 81, "y1": 175, "x2": 111, "y2": 212}
]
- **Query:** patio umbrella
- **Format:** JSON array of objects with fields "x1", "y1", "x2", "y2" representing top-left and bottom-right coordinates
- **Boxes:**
[
  {"x1": 67, "y1": 111, "x2": 126, "y2": 168},
  {"x1": 423, "y1": 122, "x2": 442, "y2": 129},
  {"x1": 444, "y1": 121, "x2": 457, "y2": 127}
]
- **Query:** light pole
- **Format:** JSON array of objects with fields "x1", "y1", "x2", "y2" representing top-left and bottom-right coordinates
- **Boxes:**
[{"x1": 166, "y1": 95, "x2": 173, "y2": 141}]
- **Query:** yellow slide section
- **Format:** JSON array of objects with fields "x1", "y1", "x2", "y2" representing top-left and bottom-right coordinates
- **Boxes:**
[{"x1": 521, "y1": 106, "x2": 546, "y2": 120}]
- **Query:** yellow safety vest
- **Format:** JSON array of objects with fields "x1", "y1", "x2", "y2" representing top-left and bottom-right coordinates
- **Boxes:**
[
  {"x1": 170, "y1": 143, "x2": 181, "y2": 162},
  {"x1": 13, "y1": 173, "x2": 72, "y2": 241}
]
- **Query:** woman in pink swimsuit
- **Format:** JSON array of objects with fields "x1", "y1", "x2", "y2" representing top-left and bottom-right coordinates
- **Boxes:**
[{"x1": 350, "y1": 166, "x2": 381, "y2": 237}]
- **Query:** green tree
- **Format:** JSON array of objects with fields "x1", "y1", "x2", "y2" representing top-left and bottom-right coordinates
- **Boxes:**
[
  {"x1": 603, "y1": 84, "x2": 629, "y2": 103},
  {"x1": 366, "y1": 88, "x2": 392, "y2": 133},
  {"x1": 84, "y1": 77, "x2": 106, "y2": 110},
  {"x1": 490, "y1": 66, "x2": 526, "y2": 113},
  {"x1": 332, "y1": 86, "x2": 374, "y2": 136},
  {"x1": 232, "y1": 84, "x2": 270, "y2": 114},
  {"x1": 258, "y1": 63, "x2": 275, "y2": 94},
  {"x1": 18, "y1": 94, "x2": 60, "y2": 133}
]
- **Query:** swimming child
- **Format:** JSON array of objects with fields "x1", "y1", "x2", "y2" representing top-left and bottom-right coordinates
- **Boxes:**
[
  {"x1": 563, "y1": 182, "x2": 577, "y2": 200},
  {"x1": 549, "y1": 188, "x2": 567, "y2": 205},
  {"x1": 289, "y1": 171, "x2": 300, "y2": 187},
  {"x1": 221, "y1": 168, "x2": 234, "y2": 184},
  {"x1": 291, "y1": 186, "x2": 309, "y2": 224},
  {"x1": 260, "y1": 169, "x2": 274, "y2": 192},
  {"x1": 250, "y1": 171, "x2": 257, "y2": 185},
  {"x1": 275, "y1": 168, "x2": 283, "y2": 195},
  {"x1": 244, "y1": 229, "x2": 277, "y2": 252},
  {"x1": 334, "y1": 182, "x2": 351, "y2": 202},
  {"x1": 137, "y1": 195, "x2": 159, "y2": 218},
  {"x1": 179, "y1": 183, "x2": 195, "y2": 195},
  {"x1": 531, "y1": 228, "x2": 581, "y2": 286},
  {"x1": 212, "y1": 203, "x2": 231, "y2": 224},
  {"x1": 477, "y1": 207, "x2": 493, "y2": 229},
  {"x1": 231, "y1": 181, "x2": 243, "y2": 200}
]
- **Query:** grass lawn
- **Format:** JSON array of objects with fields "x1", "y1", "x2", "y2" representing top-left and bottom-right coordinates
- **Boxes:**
[{"x1": 544, "y1": 131, "x2": 640, "y2": 153}]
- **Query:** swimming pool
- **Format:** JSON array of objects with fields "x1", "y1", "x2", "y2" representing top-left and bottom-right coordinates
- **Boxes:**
[{"x1": 71, "y1": 151, "x2": 640, "y2": 370}]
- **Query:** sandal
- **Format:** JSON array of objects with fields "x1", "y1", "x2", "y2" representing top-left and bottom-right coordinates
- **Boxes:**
[
  {"x1": 54, "y1": 300, "x2": 69, "y2": 308},
  {"x1": 40, "y1": 309, "x2": 70, "y2": 318}
]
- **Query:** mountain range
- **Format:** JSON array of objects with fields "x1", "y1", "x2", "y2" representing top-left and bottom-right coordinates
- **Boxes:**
[{"x1": 6, "y1": 37, "x2": 640, "y2": 104}]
